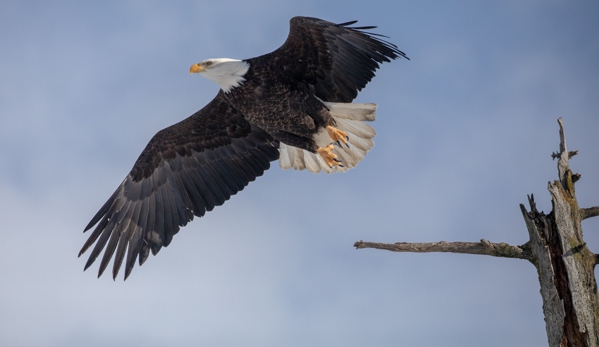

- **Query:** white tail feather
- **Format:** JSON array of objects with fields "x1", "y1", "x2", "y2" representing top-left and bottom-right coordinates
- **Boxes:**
[
  {"x1": 278, "y1": 100, "x2": 377, "y2": 174},
  {"x1": 322, "y1": 100, "x2": 377, "y2": 121},
  {"x1": 303, "y1": 151, "x2": 321, "y2": 173}
]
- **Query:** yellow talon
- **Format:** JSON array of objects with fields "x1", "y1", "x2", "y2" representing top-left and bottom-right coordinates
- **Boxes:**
[
  {"x1": 317, "y1": 144, "x2": 341, "y2": 167},
  {"x1": 326, "y1": 126, "x2": 348, "y2": 145}
]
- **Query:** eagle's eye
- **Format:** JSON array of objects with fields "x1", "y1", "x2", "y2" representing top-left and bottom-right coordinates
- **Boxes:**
[{"x1": 204, "y1": 61, "x2": 213, "y2": 67}]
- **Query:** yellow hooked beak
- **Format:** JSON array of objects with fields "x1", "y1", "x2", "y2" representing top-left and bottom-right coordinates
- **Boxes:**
[{"x1": 189, "y1": 63, "x2": 205, "y2": 74}]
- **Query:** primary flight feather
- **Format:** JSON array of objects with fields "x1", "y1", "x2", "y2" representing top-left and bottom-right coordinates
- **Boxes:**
[{"x1": 79, "y1": 16, "x2": 408, "y2": 280}]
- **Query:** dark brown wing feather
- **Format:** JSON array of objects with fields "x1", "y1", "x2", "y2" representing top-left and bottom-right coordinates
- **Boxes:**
[
  {"x1": 79, "y1": 91, "x2": 279, "y2": 280},
  {"x1": 252, "y1": 16, "x2": 408, "y2": 103}
]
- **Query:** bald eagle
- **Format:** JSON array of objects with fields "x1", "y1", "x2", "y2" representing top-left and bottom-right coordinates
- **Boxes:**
[{"x1": 79, "y1": 16, "x2": 408, "y2": 280}]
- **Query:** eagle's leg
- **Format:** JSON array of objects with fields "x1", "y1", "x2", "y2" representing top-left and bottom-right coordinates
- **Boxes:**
[
  {"x1": 273, "y1": 130, "x2": 317, "y2": 151},
  {"x1": 273, "y1": 129, "x2": 343, "y2": 168},
  {"x1": 326, "y1": 125, "x2": 349, "y2": 147},
  {"x1": 317, "y1": 144, "x2": 342, "y2": 167}
]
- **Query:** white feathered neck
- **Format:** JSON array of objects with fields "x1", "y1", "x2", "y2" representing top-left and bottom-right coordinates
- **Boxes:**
[{"x1": 198, "y1": 58, "x2": 250, "y2": 92}]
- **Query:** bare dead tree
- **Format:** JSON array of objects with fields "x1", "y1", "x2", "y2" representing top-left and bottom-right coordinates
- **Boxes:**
[{"x1": 355, "y1": 118, "x2": 599, "y2": 347}]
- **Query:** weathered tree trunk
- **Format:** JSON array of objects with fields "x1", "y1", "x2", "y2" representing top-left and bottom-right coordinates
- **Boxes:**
[{"x1": 355, "y1": 118, "x2": 599, "y2": 346}]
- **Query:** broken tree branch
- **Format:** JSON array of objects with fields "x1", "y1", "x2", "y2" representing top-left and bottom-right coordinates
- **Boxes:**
[
  {"x1": 556, "y1": 117, "x2": 571, "y2": 186},
  {"x1": 354, "y1": 239, "x2": 533, "y2": 261},
  {"x1": 354, "y1": 118, "x2": 599, "y2": 346},
  {"x1": 552, "y1": 150, "x2": 578, "y2": 160},
  {"x1": 581, "y1": 207, "x2": 599, "y2": 220}
]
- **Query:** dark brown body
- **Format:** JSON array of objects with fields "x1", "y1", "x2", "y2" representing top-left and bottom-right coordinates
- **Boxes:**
[{"x1": 224, "y1": 71, "x2": 331, "y2": 153}]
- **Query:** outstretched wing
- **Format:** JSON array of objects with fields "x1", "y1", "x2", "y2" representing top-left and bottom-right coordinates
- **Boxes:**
[
  {"x1": 257, "y1": 16, "x2": 409, "y2": 103},
  {"x1": 79, "y1": 91, "x2": 279, "y2": 280}
]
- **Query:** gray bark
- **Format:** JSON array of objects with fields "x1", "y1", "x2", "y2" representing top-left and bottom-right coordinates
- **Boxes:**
[{"x1": 353, "y1": 239, "x2": 532, "y2": 260}]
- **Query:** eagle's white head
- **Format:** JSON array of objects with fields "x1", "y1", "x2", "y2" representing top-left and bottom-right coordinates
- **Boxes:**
[{"x1": 189, "y1": 58, "x2": 250, "y2": 93}]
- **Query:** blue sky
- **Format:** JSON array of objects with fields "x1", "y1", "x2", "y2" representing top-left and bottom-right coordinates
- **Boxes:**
[{"x1": 1, "y1": 1, "x2": 599, "y2": 346}]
